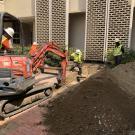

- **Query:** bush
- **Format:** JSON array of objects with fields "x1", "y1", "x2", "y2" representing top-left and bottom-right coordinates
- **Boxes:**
[
  {"x1": 13, "y1": 44, "x2": 31, "y2": 55},
  {"x1": 106, "y1": 49, "x2": 115, "y2": 65},
  {"x1": 23, "y1": 46, "x2": 31, "y2": 55},
  {"x1": 121, "y1": 50, "x2": 135, "y2": 64},
  {"x1": 107, "y1": 48, "x2": 135, "y2": 66}
]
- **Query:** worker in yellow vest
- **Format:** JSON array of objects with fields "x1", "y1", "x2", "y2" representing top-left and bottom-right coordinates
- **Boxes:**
[
  {"x1": 70, "y1": 49, "x2": 82, "y2": 75},
  {"x1": 113, "y1": 38, "x2": 124, "y2": 65}
]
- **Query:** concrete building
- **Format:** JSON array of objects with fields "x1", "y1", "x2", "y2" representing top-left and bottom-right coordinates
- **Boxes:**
[{"x1": 0, "y1": 0, "x2": 135, "y2": 61}]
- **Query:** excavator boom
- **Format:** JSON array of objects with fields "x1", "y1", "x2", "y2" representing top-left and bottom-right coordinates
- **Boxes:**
[{"x1": 30, "y1": 42, "x2": 67, "y2": 82}]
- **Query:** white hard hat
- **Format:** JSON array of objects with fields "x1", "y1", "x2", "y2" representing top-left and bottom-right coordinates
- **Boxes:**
[
  {"x1": 75, "y1": 49, "x2": 81, "y2": 54},
  {"x1": 33, "y1": 42, "x2": 38, "y2": 45},
  {"x1": 115, "y1": 38, "x2": 120, "y2": 42},
  {"x1": 4, "y1": 27, "x2": 14, "y2": 38}
]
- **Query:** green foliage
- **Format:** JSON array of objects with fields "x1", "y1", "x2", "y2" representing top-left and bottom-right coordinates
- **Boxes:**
[
  {"x1": 44, "y1": 51, "x2": 62, "y2": 67},
  {"x1": 121, "y1": 50, "x2": 135, "y2": 64},
  {"x1": 23, "y1": 46, "x2": 31, "y2": 55},
  {"x1": 45, "y1": 51, "x2": 62, "y2": 61},
  {"x1": 45, "y1": 59, "x2": 61, "y2": 67},
  {"x1": 68, "y1": 48, "x2": 76, "y2": 56},
  {"x1": 13, "y1": 44, "x2": 22, "y2": 55},
  {"x1": 13, "y1": 44, "x2": 31, "y2": 55},
  {"x1": 106, "y1": 49, "x2": 115, "y2": 65},
  {"x1": 107, "y1": 48, "x2": 135, "y2": 66}
]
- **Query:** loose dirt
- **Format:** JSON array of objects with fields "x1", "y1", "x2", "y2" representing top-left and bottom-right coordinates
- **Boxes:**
[
  {"x1": 40, "y1": 67, "x2": 135, "y2": 135},
  {"x1": 109, "y1": 62, "x2": 135, "y2": 97}
]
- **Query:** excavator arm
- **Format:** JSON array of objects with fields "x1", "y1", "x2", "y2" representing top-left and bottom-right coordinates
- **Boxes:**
[{"x1": 29, "y1": 42, "x2": 68, "y2": 83}]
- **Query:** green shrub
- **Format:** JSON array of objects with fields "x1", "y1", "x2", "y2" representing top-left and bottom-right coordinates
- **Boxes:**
[
  {"x1": 107, "y1": 48, "x2": 135, "y2": 66},
  {"x1": 106, "y1": 49, "x2": 115, "y2": 65},
  {"x1": 121, "y1": 49, "x2": 135, "y2": 64},
  {"x1": 23, "y1": 46, "x2": 31, "y2": 55},
  {"x1": 13, "y1": 44, "x2": 31, "y2": 55}
]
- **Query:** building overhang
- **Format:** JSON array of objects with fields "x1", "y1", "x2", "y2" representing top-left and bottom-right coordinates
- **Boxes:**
[{"x1": 19, "y1": 16, "x2": 34, "y2": 23}]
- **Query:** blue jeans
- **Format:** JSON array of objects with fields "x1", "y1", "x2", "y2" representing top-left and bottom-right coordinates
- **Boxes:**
[{"x1": 114, "y1": 55, "x2": 122, "y2": 65}]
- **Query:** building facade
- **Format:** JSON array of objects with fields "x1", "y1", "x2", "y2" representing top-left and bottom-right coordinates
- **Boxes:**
[{"x1": 0, "y1": 0, "x2": 135, "y2": 61}]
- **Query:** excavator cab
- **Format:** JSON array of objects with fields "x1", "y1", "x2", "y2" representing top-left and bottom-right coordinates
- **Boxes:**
[{"x1": 0, "y1": 12, "x2": 23, "y2": 54}]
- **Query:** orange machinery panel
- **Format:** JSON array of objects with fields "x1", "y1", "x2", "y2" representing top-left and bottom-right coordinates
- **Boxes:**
[{"x1": 0, "y1": 56, "x2": 32, "y2": 78}]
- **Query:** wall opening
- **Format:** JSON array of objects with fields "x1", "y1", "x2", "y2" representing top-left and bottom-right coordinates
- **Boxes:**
[
  {"x1": 22, "y1": 22, "x2": 33, "y2": 46},
  {"x1": 68, "y1": 12, "x2": 86, "y2": 53},
  {"x1": 131, "y1": 8, "x2": 135, "y2": 50}
]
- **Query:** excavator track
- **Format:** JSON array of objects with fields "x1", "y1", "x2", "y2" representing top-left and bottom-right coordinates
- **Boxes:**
[{"x1": 0, "y1": 83, "x2": 54, "y2": 119}]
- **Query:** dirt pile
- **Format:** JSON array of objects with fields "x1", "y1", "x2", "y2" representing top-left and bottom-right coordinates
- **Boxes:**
[
  {"x1": 41, "y1": 69, "x2": 135, "y2": 135},
  {"x1": 109, "y1": 62, "x2": 135, "y2": 96}
]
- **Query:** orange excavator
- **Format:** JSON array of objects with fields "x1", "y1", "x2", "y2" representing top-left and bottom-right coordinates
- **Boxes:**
[{"x1": 0, "y1": 12, "x2": 68, "y2": 118}]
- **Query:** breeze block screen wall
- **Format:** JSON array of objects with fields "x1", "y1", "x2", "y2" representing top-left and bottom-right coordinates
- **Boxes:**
[
  {"x1": 107, "y1": 0, "x2": 131, "y2": 51},
  {"x1": 35, "y1": 0, "x2": 67, "y2": 47},
  {"x1": 85, "y1": 0, "x2": 132, "y2": 61},
  {"x1": 51, "y1": 0, "x2": 67, "y2": 48},
  {"x1": 35, "y1": 0, "x2": 49, "y2": 44},
  {"x1": 85, "y1": 0, "x2": 107, "y2": 61}
]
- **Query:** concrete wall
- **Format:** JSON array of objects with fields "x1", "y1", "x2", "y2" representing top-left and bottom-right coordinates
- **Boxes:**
[
  {"x1": 128, "y1": 0, "x2": 135, "y2": 6},
  {"x1": 22, "y1": 22, "x2": 33, "y2": 45},
  {"x1": 131, "y1": 9, "x2": 135, "y2": 50},
  {"x1": 4, "y1": 0, "x2": 34, "y2": 18},
  {"x1": 0, "y1": 1, "x2": 4, "y2": 11},
  {"x1": 69, "y1": 13, "x2": 85, "y2": 52},
  {"x1": 33, "y1": 22, "x2": 36, "y2": 42},
  {"x1": 69, "y1": 0, "x2": 86, "y2": 13}
]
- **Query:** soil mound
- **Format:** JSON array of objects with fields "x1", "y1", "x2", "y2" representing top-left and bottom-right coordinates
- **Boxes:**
[
  {"x1": 109, "y1": 62, "x2": 135, "y2": 96},
  {"x1": 42, "y1": 69, "x2": 135, "y2": 135}
]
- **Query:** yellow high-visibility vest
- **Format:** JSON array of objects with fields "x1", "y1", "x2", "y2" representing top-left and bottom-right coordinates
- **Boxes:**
[
  {"x1": 71, "y1": 52, "x2": 82, "y2": 63},
  {"x1": 113, "y1": 44, "x2": 123, "y2": 56}
]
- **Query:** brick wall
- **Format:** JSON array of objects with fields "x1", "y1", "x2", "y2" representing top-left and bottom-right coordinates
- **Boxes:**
[
  {"x1": 85, "y1": 0, "x2": 107, "y2": 61},
  {"x1": 51, "y1": 0, "x2": 66, "y2": 48},
  {"x1": 35, "y1": 0, "x2": 49, "y2": 44},
  {"x1": 107, "y1": 0, "x2": 131, "y2": 51},
  {"x1": 85, "y1": 0, "x2": 132, "y2": 61},
  {"x1": 131, "y1": 9, "x2": 135, "y2": 50}
]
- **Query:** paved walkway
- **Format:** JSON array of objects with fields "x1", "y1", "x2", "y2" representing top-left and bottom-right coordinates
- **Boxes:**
[{"x1": 0, "y1": 101, "x2": 49, "y2": 135}]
